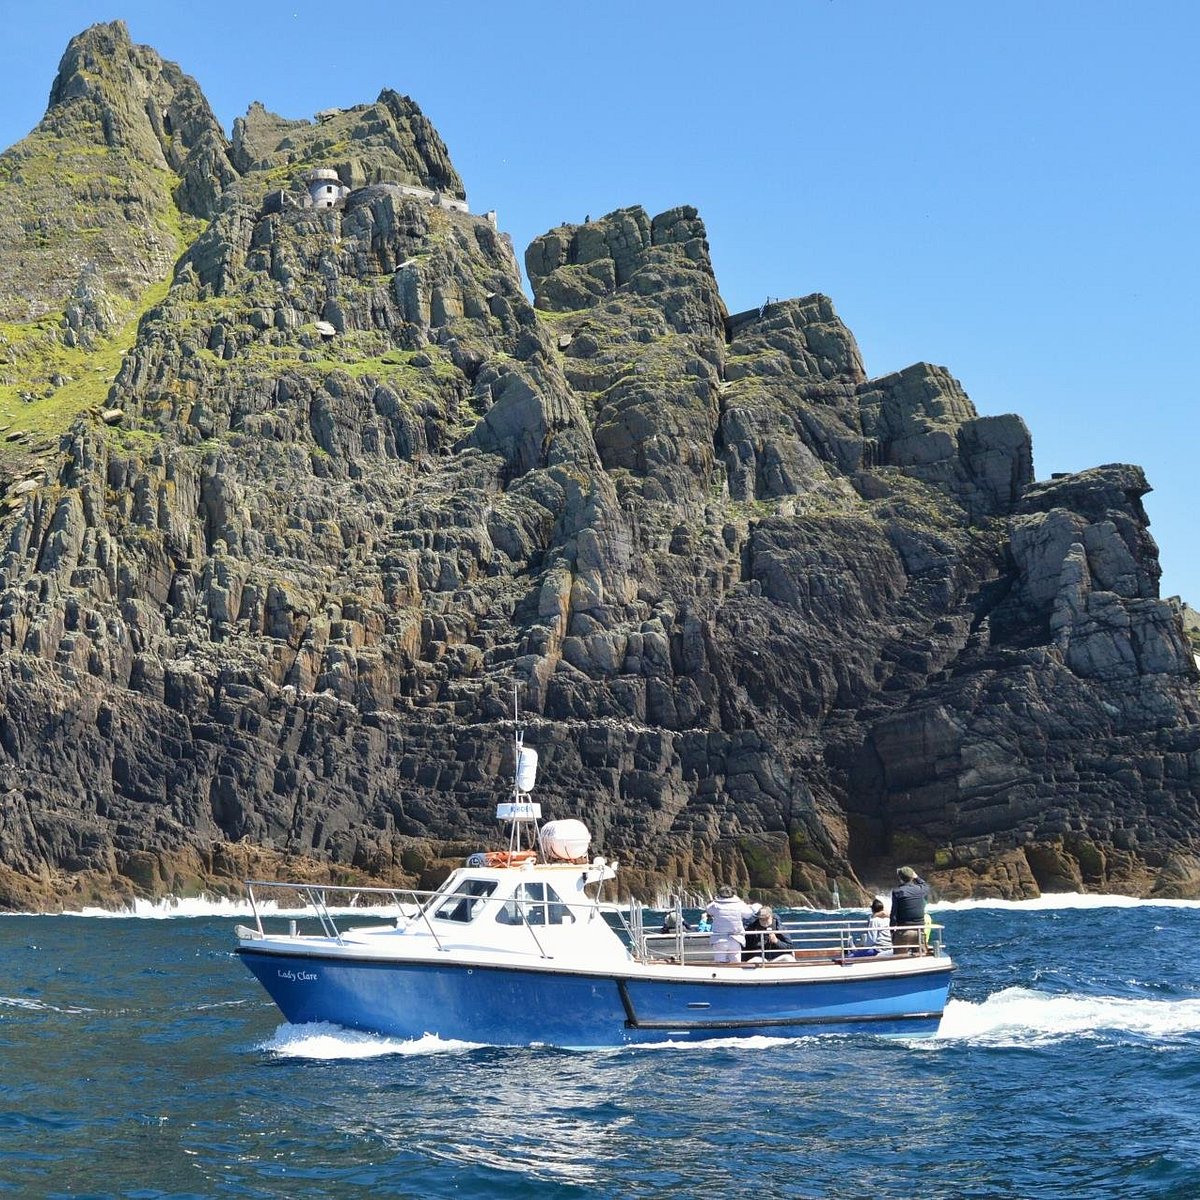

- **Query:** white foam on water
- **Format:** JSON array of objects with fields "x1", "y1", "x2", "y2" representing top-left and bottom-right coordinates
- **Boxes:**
[
  {"x1": 830, "y1": 893, "x2": 1200, "y2": 915},
  {"x1": 935, "y1": 985, "x2": 1200, "y2": 1045},
  {"x1": 0, "y1": 995, "x2": 95, "y2": 1014},
  {"x1": 930, "y1": 893, "x2": 1200, "y2": 913},
  {"x1": 0, "y1": 895, "x2": 264, "y2": 919},
  {"x1": 248, "y1": 994, "x2": 1200, "y2": 1058},
  {"x1": 635, "y1": 1033, "x2": 814, "y2": 1052},
  {"x1": 74, "y1": 896, "x2": 258, "y2": 919},
  {"x1": 0, "y1": 894, "x2": 409, "y2": 920},
  {"x1": 259, "y1": 1021, "x2": 483, "y2": 1059},
  {"x1": 3, "y1": 890, "x2": 1196, "y2": 920}
]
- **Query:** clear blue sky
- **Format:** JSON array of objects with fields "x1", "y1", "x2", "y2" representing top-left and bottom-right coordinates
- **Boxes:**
[{"x1": 1, "y1": 1, "x2": 1195, "y2": 604}]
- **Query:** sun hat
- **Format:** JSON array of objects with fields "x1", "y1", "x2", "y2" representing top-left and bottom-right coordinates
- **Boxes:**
[{"x1": 716, "y1": 885, "x2": 735, "y2": 899}]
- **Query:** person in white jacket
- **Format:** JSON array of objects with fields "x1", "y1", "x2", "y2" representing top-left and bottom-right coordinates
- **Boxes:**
[
  {"x1": 705, "y1": 886, "x2": 759, "y2": 963},
  {"x1": 850, "y1": 898, "x2": 894, "y2": 957}
]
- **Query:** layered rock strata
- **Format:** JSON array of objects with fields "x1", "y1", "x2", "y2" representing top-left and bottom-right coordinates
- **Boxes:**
[{"x1": 0, "y1": 22, "x2": 1196, "y2": 910}]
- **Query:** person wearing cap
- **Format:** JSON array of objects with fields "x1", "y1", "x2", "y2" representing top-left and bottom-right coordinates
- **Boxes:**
[
  {"x1": 741, "y1": 905, "x2": 794, "y2": 963},
  {"x1": 890, "y1": 866, "x2": 930, "y2": 951},
  {"x1": 705, "y1": 885, "x2": 758, "y2": 963}
]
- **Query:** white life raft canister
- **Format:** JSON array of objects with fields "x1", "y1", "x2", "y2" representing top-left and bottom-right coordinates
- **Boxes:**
[{"x1": 538, "y1": 819, "x2": 591, "y2": 862}]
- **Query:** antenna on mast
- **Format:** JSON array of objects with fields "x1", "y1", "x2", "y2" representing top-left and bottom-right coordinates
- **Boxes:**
[{"x1": 497, "y1": 680, "x2": 540, "y2": 854}]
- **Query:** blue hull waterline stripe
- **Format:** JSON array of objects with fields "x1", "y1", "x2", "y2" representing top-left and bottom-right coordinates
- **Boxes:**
[
  {"x1": 626, "y1": 1012, "x2": 944, "y2": 1030},
  {"x1": 614, "y1": 977, "x2": 942, "y2": 1030}
]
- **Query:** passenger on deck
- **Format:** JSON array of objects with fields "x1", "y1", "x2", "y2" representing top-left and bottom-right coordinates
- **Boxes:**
[
  {"x1": 706, "y1": 886, "x2": 757, "y2": 963},
  {"x1": 660, "y1": 912, "x2": 694, "y2": 934},
  {"x1": 851, "y1": 898, "x2": 894, "y2": 957},
  {"x1": 742, "y1": 906, "x2": 794, "y2": 963},
  {"x1": 696, "y1": 912, "x2": 711, "y2": 933},
  {"x1": 891, "y1": 866, "x2": 930, "y2": 952}
]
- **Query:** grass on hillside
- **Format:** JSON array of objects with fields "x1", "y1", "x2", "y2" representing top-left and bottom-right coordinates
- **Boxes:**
[{"x1": 0, "y1": 275, "x2": 172, "y2": 446}]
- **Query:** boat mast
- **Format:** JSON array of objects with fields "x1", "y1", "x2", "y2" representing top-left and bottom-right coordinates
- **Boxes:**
[{"x1": 499, "y1": 683, "x2": 541, "y2": 855}]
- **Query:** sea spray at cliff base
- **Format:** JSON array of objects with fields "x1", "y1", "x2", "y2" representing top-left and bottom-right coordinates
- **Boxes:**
[
  {"x1": 2, "y1": 890, "x2": 1195, "y2": 920},
  {"x1": 0, "y1": 894, "x2": 412, "y2": 919}
]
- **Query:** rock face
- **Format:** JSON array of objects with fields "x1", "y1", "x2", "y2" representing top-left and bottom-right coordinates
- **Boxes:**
[
  {"x1": 0, "y1": 23, "x2": 1197, "y2": 911},
  {"x1": 0, "y1": 21, "x2": 233, "y2": 333}
]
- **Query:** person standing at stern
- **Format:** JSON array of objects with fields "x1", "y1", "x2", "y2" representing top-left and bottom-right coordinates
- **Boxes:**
[
  {"x1": 890, "y1": 867, "x2": 930, "y2": 952},
  {"x1": 706, "y1": 886, "x2": 757, "y2": 963}
]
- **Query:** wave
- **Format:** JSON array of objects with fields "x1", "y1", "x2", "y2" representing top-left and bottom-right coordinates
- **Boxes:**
[
  {"x1": 0, "y1": 895, "x2": 409, "y2": 920},
  {"x1": 930, "y1": 893, "x2": 1200, "y2": 913},
  {"x1": 0, "y1": 995, "x2": 95, "y2": 1014},
  {"x1": 802, "y1": 893, "x2": 1200, "y2": 917},
  {"x1": 249, "y1": 986, "x2": 1200, "y2": 1059},
  {"x1": 258, "y1": 1021, "x2": 484, "y2": 1059},
  {"x1": 936, "y1": 985, "x2": 1200, "y2": 1044}
]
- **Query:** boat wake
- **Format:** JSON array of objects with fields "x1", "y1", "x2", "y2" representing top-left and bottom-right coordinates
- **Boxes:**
[
  {"x1": 633, "y1": 1033, "x2": 816, "y2": 1053},
  {"x1": 936, "y1": 985, "x2": 1200, "y2": 1045},
  {"x1": 258, "y1": 1022, "x2": 485, "y2": 1059},
  {"x1": 252, "y1": 989, "x2": 1200, "y2": 1058}
]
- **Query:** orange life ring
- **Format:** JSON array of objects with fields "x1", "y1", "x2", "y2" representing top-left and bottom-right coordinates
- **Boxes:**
[{"x1": 484, "y1": 850, "x2": 537, "y2": 868}]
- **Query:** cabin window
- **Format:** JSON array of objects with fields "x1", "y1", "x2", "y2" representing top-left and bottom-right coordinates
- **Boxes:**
[
  {"x1": 433, "y1": 878, "x2": 498, "y2": 923},
  {"x1": 495, "y1": 881, "x2": 574, "y2": 926}
]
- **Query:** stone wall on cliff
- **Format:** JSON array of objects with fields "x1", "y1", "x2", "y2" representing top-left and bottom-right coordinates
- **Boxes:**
[{"x1": 0, "y1": 22, "x2": 1196, "y2": 911}]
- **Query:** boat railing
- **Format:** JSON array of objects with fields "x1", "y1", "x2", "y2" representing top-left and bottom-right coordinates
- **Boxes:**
[
  {"x1": 240, "y1": 878, "x2": 610, "y2": 958},
  {"x1": 635, "y1": 913, "x2": 946, "y2": 965},
  {"x1": 241, "y1": 880, "x2": 435, "y2": 947},
  {"x1": 238, "y1": 882, "x2": 945, "y2": 968}
]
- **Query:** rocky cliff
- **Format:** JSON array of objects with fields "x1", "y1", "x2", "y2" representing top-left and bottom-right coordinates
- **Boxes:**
[{"x1": 0, "y1": 22, "x2": 1197, "y2": 910}]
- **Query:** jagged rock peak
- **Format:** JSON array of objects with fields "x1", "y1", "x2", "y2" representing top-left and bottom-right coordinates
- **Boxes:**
[
  {"x1": 229, "y1": 89, "x2": 465, "y2": 198},
  {"x1": 1018, "y1": 462, "x2": 1151, "y2": 521},
  {"x1": 0, "y1": 22, "x2": 235, "y2": 331},
  {"x1": 526, "y1": 205, "x2": 717, "y2": 312},
  {"x1": 42, "y1": 20, "x2": 233, "y2": 215},
  {"x1": 48, "y1": 20, "x2": 142, "y2": 107}
]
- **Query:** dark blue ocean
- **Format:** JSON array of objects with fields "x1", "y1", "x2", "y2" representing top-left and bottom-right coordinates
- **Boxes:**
[{"x1": 3, "y1": 897, "x2": 1200, "y2": 1199}]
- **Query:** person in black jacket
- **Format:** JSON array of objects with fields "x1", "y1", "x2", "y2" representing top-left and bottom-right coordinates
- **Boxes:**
[
  {"x1": 742, "y1": 906, "x2": 794, "y2": 962},
  {"x1": 890, "y1": 866, "x2": 930, "y2": 951}
]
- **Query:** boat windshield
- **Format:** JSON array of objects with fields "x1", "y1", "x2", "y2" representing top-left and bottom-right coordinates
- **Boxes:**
[
  {"x1": 433, "y1": 878, "x2": 499, "y2": 923},
  {"x1": 495, "y1": 881, "x2": 575, "y2": 926}
]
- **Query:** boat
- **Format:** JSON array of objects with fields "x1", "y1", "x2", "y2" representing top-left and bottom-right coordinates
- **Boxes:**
[{"x1": 235, "y1": 707, "x2": 953, "y2": 1048}]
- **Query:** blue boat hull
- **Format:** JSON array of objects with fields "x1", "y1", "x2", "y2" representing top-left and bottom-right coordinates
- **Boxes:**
[{"x1": 238, "y1": 948, "x2": 952, "y2": 1047}]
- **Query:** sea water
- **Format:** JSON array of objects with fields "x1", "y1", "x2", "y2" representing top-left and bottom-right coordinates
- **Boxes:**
[{"x1": 3, "y1": 897, "x2": 1200, "y2": 1199}]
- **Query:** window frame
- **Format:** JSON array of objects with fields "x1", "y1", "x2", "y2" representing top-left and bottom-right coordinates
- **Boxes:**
[{"x1": 432, "y1": 877, "x2": 499, "y2": 924}]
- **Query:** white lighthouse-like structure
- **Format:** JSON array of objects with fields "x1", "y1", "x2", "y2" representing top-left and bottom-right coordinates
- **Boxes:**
[{"x1": 305, "y1": 168, "x2": 349, "y2": 209}]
